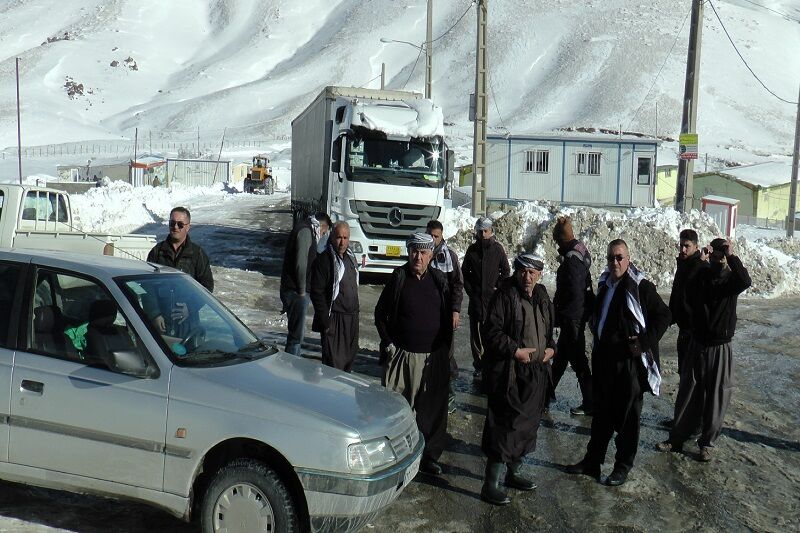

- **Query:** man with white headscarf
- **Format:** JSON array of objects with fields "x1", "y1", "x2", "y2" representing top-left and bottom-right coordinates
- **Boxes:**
[
  {"x1": 280, "y1": 212, "x2": 331, "y2": 356},
  {"x1": 566, "y1": 239, "x2": 670, "y2": 487},
  {"x1": 462, "y1": 217, "x2": 510, "y2": 377},
  {"x1": 309, "y1": 222, "x2": 360, "y2": 372},
  {"x1": 480, "y1": 253, "x2": 555, "y2": 505},
  {"x1": 375, "y1": 232, "x2": 453, "y2": 476}
]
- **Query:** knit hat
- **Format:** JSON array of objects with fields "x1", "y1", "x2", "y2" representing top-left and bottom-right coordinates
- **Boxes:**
[
  {"x1": 406, "y1": 232, "x2": 435, "y2": 251},
  {"x1": 552, "y1": 216, "x2": 574, "y2": 243},
  {"x1": 514, "y1": 253, "x2": 544, "y2": 271},
  {"x1": 474, "y1": 217, "x2": 493, "y2": 231}
]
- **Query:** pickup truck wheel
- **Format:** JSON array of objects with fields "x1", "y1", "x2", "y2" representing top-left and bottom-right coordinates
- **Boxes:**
[{"x1": 201, "y1": 458, "x2": 298, "y2": 533}]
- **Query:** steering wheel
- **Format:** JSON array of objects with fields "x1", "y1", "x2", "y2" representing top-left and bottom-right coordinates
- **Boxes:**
[{"x1": 181, "y1": 327, "x2": 206, "y2": 350}]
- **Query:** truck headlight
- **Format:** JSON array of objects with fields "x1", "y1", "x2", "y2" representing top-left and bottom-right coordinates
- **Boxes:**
[
  {"x1": 349, "y1": 241, "x2": 363, "y2": 254},
  {"x1": 347, "y1": 438, "x2": 396, "y2": 473}
]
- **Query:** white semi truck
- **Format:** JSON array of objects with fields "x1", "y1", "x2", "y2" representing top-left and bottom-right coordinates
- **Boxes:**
[{"x1": 291, "y1": 86, "x2": 452, "y2": 273}]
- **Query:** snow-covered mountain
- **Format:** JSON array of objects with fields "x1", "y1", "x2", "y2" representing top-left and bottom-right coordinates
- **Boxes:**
[{"x1": 0, "y1": 0, "x2": 798, "y2": 165}]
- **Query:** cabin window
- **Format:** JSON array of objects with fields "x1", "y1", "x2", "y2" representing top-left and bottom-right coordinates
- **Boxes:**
[
  {"x1": 637, "y1": 157, "x2": 653, "y2": 185},
  {"x1": 22, "y1": 191, "x2": 68, "y2": 223},
  {"x1": 576, "y1": 152, "x2": 601, "y2": 175},
  {"x1": 524, "y1": 150, "x2": 549, "y2": 173}
]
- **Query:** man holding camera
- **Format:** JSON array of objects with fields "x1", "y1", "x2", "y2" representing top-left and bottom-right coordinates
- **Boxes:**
[{"x1": 657, "y1": 238, "x2": 751, "y2": 462}]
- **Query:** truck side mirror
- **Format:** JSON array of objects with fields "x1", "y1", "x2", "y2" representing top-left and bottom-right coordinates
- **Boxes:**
[
  {"x1": 331, "y1": 136, "x2": 342, "y2": 173},
  {"x1": 445, "y1": 149, "x2": 454, "y2": 184}
]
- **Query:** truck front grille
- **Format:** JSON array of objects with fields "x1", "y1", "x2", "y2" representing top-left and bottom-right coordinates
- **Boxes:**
[{"x1": 353, "y1": 201, "x2": 441, "y2": 239}]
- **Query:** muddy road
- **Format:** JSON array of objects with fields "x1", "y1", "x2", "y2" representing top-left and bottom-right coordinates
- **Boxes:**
[{"x1": 0, "y1": 195, "x2": 796, "y2": 532}]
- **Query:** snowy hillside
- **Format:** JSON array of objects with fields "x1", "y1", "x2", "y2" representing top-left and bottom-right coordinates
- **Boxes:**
[{"x1": 0, "y1": 0, "x2": 798, "y2": 166}]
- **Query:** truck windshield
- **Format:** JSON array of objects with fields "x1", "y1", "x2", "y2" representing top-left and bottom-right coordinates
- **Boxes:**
[
  {"x1": 117, "y1": 274, "x2": 276, "y2": 367},
  {"x1": 346, "y1": 137, "x2": 444, "y2": 188}
]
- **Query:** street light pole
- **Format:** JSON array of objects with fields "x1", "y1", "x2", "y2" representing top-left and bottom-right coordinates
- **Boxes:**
[
  {"x1": 425, "y1": 0, "x2": 433, "y2": 99},
  {"x1": 16, "y1": 57, "x2": 23, "y2": 185}
]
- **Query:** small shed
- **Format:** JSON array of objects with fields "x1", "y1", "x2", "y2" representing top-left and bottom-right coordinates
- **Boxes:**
[
  {"x1": 484, "y1": 133, "x2": 660, "y2": 208},
  {"x1": 701, "y1": 195, "x2": 740, "y2": 238}
]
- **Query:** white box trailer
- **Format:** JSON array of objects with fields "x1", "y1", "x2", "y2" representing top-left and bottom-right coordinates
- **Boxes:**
[{"x1": 291, "y1": 86, "x2": 452, "y2": 273}]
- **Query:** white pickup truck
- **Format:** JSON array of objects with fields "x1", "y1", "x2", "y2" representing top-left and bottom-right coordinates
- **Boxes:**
[{"x1": 0, "y1": 184, "x2": 155, "y2": 259}]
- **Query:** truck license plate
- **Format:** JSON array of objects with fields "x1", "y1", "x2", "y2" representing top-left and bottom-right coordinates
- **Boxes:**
[
  {"x1": 404, "y1": 454, "x2": 421, "y2": 486},
  {"x1": 386, "y1": 245, "x2": 401, "y2": 257}
]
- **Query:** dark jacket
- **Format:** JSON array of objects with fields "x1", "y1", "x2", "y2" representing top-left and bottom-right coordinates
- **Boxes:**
[
  {"x1": 554, "y1": 239, "x2": 594, "y2": 325},
  {"x1": 591, "y1": 270, "x2": 671, "y2": 368},
  {"x1": 462, "y1": 237, "x2": 510, "y2": 320},
  {"x1": 280, "y1": 219, "x2": 317, "y2": 296},
  {"x1": 147, "y1": 235, "x2": 214, "y2": 292},
  {"x1": 374, "y1": 264, "x2": 452, "y2": 357},
  {"x1": 668, "y1": 250, "x2": 704, "y2": 330},
  {"x1": 308, "y1": 248, "x2": 359, "y2": 333},
  {"x1": 483, "y1": 278, "x2": 556, "y2": 364},
  {"x1": 688, "y1": 255, "x2": 751, "y2": 346},
  {"x1": 431, "y1": 246, "x2": 465, "y2": 313}
]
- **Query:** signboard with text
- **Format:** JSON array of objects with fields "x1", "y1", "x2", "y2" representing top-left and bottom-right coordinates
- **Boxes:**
[{"x1": 679, "y1": 133, "x2": 698, "y2": 160}]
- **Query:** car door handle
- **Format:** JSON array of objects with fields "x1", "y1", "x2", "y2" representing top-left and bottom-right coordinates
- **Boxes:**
[{"x1": 20, "y1": 380, "x2": 44, "y2": 395}]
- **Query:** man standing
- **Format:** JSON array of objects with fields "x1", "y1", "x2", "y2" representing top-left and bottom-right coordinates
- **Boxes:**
[
  {"x1": 147, "y1": 207, "x2": 213, "y2": 336},
  {"x1": 567, "y1": 239, "x2": 670, "y2": 486},
  {"x1": 427, "y1": 220, "x2": 464, "y2": 412},
  {"x1": 462, "y1": 217, "x2": 510, "y2": 376},
  {"x1": 280, "y1": 212, "x2": 331, "y2": 356},
  {"x1": 658, "y1": 238, "x2": 750, "y2": 462},
  {"x1": 147, "y1": 207, "x2": 214, "y2": 291},
  {"x1": 375, "y1": 232, "x2": 452, "y2": 475},
  {"x1": 481, "y1": 254, "x2": 555, "y2": 505},
  {"x1": 668, "y1": 229, "x2": 704, "y2": 376},
  {"x1": 309, "y1": 222, "x2": 360, "y2": 372},
  {"x1": 551, "y1": 216, "x2": 595, "y2": 416}
]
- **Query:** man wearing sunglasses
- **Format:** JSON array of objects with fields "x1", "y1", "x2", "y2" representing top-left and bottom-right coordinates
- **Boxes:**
[
  {"x1": 146, "y1": 207, "x2": 214, "y2": 335},
  {"x1": 566, "y1": 239, "x2": 670, "y2": 486}
]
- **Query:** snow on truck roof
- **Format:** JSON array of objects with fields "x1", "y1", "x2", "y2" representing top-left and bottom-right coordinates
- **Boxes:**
[{"x1": 351, "y1": 99, "x2": 444, "y2": 138}]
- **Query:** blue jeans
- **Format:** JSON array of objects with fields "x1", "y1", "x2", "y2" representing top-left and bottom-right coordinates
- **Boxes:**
[{"x1": 283, "y1": 290, "x2": 310, "y2": 356}]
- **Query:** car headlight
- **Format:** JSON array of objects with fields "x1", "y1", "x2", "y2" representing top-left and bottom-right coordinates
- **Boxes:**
[
  {"x1": 347, "y1": 438, "x2": 396, "y2": 473},
  {"x1": 349, "y1": 240, "x2": 363, "y2": 254}
]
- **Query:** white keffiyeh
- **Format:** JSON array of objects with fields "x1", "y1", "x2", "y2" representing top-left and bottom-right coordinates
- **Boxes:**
[
  {"x1": 328, "y1": 245, "x2": 358, "y2": 314},
  {"x1": 431, "y1": 240, "x2": 455, "y2": 273}
]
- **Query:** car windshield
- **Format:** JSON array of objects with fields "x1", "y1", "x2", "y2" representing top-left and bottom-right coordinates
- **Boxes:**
[
  {"x1": 117, "y1": 274, "x2": 275, "y2": 367},
  {"x1": 346, "y1": 137, "x2": 444, "y2": 188}
]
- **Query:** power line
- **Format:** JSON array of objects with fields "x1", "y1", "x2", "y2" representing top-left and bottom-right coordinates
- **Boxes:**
[
  {"x1": 726, "y1": 0, "x2": 800, "y2": 23},
  {"x1": 359, "y1": 72, "x2": 382, "y2": 88},
  {"x1": 708, "y1": 0, "x2": 798, "y2": 105},
  {"x1": 627, "y1": 6, "x2": 693, "y2": 130},
  {"x1": 401, "y1": 46, "x2": 425, "y2": 90},
  {"x1": 487, "y1": 72, "x2": 508, "y2": 133},
  {"x1": 430, "y1": 1, "x2": 476, "y2": 44}
]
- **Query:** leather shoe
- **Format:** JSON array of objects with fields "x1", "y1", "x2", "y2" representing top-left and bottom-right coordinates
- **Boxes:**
[
  {"x1": 698, "y1": 446, "x2": 712, "y2": 462},
  {"x1": 605, "y1": 467, "x2": 628, "y2": 486},
  {"x1": 420, "y1": 458, "x2": 443, "y2": 476},
  {"x1": 569, "y1": 404, "x2": 594, "y2": 416},
  {"x1": 564, "y1": 460, "x2": 601, "y2": 480},
  {"x1": 656, "y1": 440, "x2": 682, "y2": 453}
]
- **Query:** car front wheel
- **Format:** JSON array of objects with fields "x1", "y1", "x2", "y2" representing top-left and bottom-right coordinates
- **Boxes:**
[{"x1": 200, "y1": 458, "x2": 299, "y2": 533}]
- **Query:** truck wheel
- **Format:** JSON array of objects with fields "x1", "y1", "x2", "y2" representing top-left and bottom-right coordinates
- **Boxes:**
[
  {"x1": 266, "y1": 179, "x2": 274, "y2": 195},
  {"x1": 200, "y1": 459, "x2": 299, "y2": 533}
]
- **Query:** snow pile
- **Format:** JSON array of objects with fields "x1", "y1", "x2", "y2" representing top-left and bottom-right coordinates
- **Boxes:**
[
  {"x1": 70, "y1": 181, "x2": 238, "y2": 234},
  {"x1": 444, "y1": 201, "x2": 800, "y2": 298}
]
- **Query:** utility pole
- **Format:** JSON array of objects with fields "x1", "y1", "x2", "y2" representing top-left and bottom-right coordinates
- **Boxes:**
[
  {"x1": 787, "y1": 82, "x2": 800, "y2": 238},
  {"x1": 471, "y1": 0, "x2": 488, "y2": 217},
  {"x1": 675, "y1": 0, "x2": 704, "y2": 213},
  {"x1": 425, "y1": 0, "x2": 433, "y2": 99},
  {"x1": 133, "y1": 128, "x2": 138, "y2": 185},
  {"x1": 15, "y1": 58, "x2": 23, "y2": 184},
  {"x1": 380, "y1": 62, "x2": 386, "y2": 89},
  {"x1": 197, "y1": 126, "x2": 201, "y2": 158}
]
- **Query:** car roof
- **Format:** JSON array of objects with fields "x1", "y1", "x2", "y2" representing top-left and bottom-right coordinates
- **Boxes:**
[{"x1": 0, "y1": 248, "x2": 184, "y2": 278}]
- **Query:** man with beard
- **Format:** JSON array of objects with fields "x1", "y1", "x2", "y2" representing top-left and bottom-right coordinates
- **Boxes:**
[
  {"x1": 657, "y1": 238, "x2": 750, "y2": 462},
  {"x1": 551, "y1": 216, "x2": 595, "y2": 416},
  {"x1": 462, "y1": 217, "x2": 510, "y2": 377},
  {"x1": 481, "y1": 254, "x2": 555, "y2": 505},
  {"x1": 309, "y1": 222, "x2": 360, "y2": 372},
  {"x1": 279, "y1": 212, "x2": 331, "y2": 356},
  {"x1": 427, "y1": 220, "x2": 464, "y2": 413},
  {"x1": 566, "y1": 239, "x2": 670, "y2": 486},
  {"x1": 375, "y1": 232, "x2": 452, "y2": 475}
]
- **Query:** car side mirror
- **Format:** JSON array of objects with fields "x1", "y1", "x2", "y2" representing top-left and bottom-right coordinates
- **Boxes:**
[{"x1": 112, "y1": 350, "x2": 157, "y2": 378}]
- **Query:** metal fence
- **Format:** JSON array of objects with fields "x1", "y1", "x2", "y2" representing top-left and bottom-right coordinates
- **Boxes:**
[
  {"x1": 165, "y1": 159, "x2": 230, "y2": 187},
  {"x1": 737, "y1": 214, "x2": 791, "y2": 231}
]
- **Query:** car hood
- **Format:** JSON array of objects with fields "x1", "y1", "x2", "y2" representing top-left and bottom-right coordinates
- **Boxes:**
[{"x1": 181, "y1": 351, "x2": 413, "y2": 440}]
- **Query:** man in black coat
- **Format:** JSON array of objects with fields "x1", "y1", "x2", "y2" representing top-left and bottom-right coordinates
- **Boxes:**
[
  {"x1": 669, "y1": 229, "x2": 705, "y2": 376},
  {"x1": 375, "y1": 232, "x2": 452, "y2": 475},
  {"x1": 658, "y1": 238, "x2": 751, "y2": 462},
  {"x1": 427, "y1": 219, "x2": 464, "y2": 412},
  {"x1": 567, "y1": 239, "x2": 671, "y2": 486},
  {"x1": 147, "y1": 207, "x2": 213, "y2": 336},
  {"x1": 551, "y1": 216, "x2": 595, "y2": 416},
  {"x1": 279, "y1": 212, "x2": 331, "y2": 356},
  {"x1": 462, "y1": 217, "x2": 510, "y2": 376},
  {"x1": 481, "y1": 253, "x2": 555, "y2": 505},
  {"x1": 309, "y1": 222, "x2": 360, "y2": 372}
]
